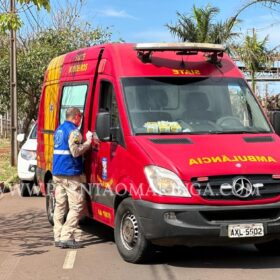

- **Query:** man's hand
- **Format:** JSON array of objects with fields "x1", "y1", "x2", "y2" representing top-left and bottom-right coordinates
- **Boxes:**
[
  {"x1": 93, "y1": 131, "x2": 101, "y2": 149},
  {"x1": 86, "y1": 131, "x2": 93, "y2": 142}
]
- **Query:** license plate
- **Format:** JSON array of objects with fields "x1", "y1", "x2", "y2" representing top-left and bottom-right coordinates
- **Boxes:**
[{"x1": 228, "y1": 223, "x2": 264, "y2": 238}]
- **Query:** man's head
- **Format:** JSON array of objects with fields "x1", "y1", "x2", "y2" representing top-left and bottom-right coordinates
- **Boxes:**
[{"x1": 66, "y1": 107, "x2": 82, "y2": 127}]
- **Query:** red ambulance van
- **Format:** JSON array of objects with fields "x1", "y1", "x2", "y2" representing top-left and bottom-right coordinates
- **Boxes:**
[{"x1": 37, "y1": 43, "x2": 280, "y2": 263}]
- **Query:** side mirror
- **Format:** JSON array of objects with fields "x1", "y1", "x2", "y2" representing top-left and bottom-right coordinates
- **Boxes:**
[
  {"x1": 269, "y1": 111, "x2": 280, "y2": 135},
  {"x1": 17, "y1": 133, "x2": 25, "y2": 143},
  {"x1": 96, "y1": 112, "x2": 110, "y2": 141}
]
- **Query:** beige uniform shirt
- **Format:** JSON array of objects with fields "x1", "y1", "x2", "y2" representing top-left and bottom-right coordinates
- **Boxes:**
[{"x1": 68, "y1": 129, "x2": 91, "y2": 158}]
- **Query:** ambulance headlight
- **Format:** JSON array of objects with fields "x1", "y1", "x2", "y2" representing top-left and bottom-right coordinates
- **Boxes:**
[{"x1": 144, "y1": 166, "x2": 191, "y2": 197}]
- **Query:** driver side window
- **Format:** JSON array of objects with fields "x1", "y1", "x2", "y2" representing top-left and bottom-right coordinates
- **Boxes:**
[
  {"x1": 228, "y1": 85, "x2": 250, "y2": 126},
  {"x1": 98, "y1": 80, "x2": 125, "y2": 146}
]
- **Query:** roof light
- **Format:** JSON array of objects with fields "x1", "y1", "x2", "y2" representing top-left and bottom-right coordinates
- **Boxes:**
[
  {"x1": 134, "y1": 43, "x2": 224, "y2": 64},
  {"x1": 134, "y1": 42, "x2": 225, "y2": 52}
]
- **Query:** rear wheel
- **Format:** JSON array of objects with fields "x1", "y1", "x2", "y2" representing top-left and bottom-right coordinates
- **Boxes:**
[
  {"x1": 114, "y1": 198, "x2": 152, "y2": 263},
  {"x1": 255, "y1": 240, "x2": 280, "y2": 255},
  {"x1": 19, "y1": 181, "x2": 33, "y2": 197}
]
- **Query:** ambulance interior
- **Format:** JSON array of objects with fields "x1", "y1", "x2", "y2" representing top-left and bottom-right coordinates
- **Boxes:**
[{"x1": 122, "y1": 77, "x2": 271, "y2": 135}]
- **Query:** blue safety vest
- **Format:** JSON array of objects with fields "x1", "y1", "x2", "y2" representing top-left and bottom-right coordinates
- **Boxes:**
[{"x1": 52, "y1": 121, "x2": 83, "y2": 176}]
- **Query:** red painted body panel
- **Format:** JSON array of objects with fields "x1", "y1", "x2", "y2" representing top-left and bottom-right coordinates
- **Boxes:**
[
  {"x1": 93, "y1": 202, "x2": 115, "y2": 227},
  {"x1": 134, "y1": 134, "x2": 280, "y2": 179},
  {"x1": 100, "y1": 44, "x2": 243, "y2": 79}
]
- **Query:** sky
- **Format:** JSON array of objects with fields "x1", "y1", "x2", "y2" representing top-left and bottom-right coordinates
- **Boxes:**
[
  {"x1": 23, "y1": 0, "x2": 280, "y2": 95},
  {"x1": 81, "y1": 0, "x2": 280, "y2": 46}
]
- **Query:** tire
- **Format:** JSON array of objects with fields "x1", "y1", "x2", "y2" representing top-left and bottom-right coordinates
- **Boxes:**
[
  {"x1": 19, "y1": 181, "x2": 33, "y2": 197},
  {"x1": 255, "y1": 240, "x2": 280, "y2": 256},
  {"x1": 114, "y1": 197, "x2": 153, "y2": 263},
  {"x1": 46, "y1": 180, "x2": 55, "y2": 226}
]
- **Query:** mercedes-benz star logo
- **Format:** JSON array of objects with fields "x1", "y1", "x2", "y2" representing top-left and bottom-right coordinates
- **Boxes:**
[{"x1": 232, "y1": 177, "x2": 253, "y2": 198}]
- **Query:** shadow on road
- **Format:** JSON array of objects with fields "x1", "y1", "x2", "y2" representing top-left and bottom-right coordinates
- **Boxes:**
[
  {"x1": 0, "y1": 209, "x2": 53, "y2": 257},
  {"x1": 152, "y1": 245, "x2": 280, "y2": 269},
  {"x1": 0, "y1": 210, "x2": 114, "y2": 257},
  {"x1": 79, "y1": 218, "x2": 114, "y2": 247}
]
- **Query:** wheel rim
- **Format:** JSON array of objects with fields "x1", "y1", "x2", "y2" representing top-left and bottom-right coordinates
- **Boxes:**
[{"x1": 120, "y1": 211, "x2": 139, "y2": 250}]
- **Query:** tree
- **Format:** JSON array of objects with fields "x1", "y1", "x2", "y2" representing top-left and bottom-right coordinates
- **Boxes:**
[
  {"x1": 0, "y1": 1, "x2": 113, "y2": 134},
  {"x1": 233, "y1": 0, "x2": 280, "y2": 20},
  {"x1": 234, "y1": 33, "x2": 271, "y2": 92},
  {"x1": 166, "y1": 4, "x2": 240, "y2": 46},
  {"x1": 17, "y1": 27, "x2": 112, "y2": 133},
  {"x1": 0, "y1": 35, "x2": 9, "y2": 114},
  {"x1": 0, "y1": 0, "x2": 50, "y2": 32}
]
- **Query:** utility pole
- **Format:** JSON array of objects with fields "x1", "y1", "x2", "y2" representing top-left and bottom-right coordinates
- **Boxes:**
[{"x1": 10, "y1": 0, "x2": 18, "y2": 166}]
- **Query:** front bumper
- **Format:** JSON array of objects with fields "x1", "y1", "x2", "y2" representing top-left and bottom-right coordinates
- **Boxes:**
[
  {"x1": 17, "y1": 157, "x2": 37, "y2": 181},
  {"x1": 134, "y1": 200, "x2": 280, "y2": 246}
]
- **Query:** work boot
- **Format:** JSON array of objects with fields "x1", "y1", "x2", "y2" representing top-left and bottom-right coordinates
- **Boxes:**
[{"x1": 60, "y1": 240, "x2": 83, "y2": 249}]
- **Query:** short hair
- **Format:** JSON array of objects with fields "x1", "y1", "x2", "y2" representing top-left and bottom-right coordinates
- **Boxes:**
[{"x1": 66, "y1": 107, "x2": 81, "y2": 119}]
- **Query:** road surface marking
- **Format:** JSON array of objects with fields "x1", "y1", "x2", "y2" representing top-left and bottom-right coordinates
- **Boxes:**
[
  {"x1": 0, "y1": 256, "x2": 21, "y2": 280},
  {"x1": 63, "y1": 250, "x2": 77, "y2": 270}
]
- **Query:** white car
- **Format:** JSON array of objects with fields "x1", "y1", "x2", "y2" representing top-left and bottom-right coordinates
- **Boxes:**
[{"x1": 17, "y1": 123, "x2": 37, "y2": 197}]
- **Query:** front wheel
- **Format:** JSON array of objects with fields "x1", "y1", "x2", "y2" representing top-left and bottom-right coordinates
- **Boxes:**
[
  {"x1": 255, "y1": 240, "x2": 280, "y2": 255},
  {"x1": 114, "y1": 198, "x2": 152, "y2": 263}
]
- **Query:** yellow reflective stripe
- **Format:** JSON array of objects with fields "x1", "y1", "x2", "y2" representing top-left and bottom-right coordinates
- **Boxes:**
[{"x1": 44, "y1": 55, "x2": 66, "y2": 171}]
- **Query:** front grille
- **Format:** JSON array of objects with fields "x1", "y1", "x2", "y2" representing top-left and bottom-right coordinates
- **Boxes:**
[
  {"x1": 200, "y1": 208, "x2": 280, "y2": 222},
  {"x1": 192, "y1": 175, "x2": 280, "y2": 201}
]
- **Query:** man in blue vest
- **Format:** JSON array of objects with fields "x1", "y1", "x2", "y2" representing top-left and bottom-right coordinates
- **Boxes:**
[{"x1": 52, "y1": 107, "x2": 93, "y2": 249}]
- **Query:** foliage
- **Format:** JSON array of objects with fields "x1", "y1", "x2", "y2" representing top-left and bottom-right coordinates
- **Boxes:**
[
  {"x1": 0, "y1": 0, "x2": 50, "y2": 32},
  {"x1": 0, "y1": 36, "x2": 9, "y2": 115},
  {"x1": 0, "y1": 138, "x2": 17, "y2": 182},
  {"x1": 0, "y1": 1, "x2": 113, "y2": 134},
  {"x1": 233, "y1": 0, "x2": 280, "y2": 19},
  {"x1": 17, "y1": 0, "x2": 50, "y2": 11},
  {"x1": 234, "y1": 33, "x2": 271, "y2": 92},
  {"x1": 166, "y1": 4, "x2": 240, "y2": 46},
  {"x1": 0, "y1": 12, "x2": 22, "y2": 31},
  {"x1": 166, "y1": 1, "x2": 280, "y2": 93}
]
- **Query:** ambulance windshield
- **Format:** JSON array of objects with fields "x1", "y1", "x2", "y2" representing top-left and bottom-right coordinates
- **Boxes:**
[{"x1": 122, "y1": 77, "x2": 271, "y2": 135}]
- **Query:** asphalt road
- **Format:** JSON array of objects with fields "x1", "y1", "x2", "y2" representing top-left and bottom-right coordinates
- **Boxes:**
[{"x1": 1, "y1": 187, "x2": 280, "y2": 280}]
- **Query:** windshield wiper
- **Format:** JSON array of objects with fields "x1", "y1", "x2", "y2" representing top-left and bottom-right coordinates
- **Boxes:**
[
  {"x1": 135, "y1": 130, "x2": 271, "y2": 136},
  {"x1": 135, "y1": 131, "x2": 216, "y2": 136},
  {"x1": 210, "y1": 130, "x2": 270, "y2": 134}
]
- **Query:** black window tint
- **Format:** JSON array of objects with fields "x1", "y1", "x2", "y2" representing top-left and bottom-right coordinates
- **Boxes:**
[
  {"x1": 98, "y1": 81, "x2": 124, "y2": 145},
  {"x1": 30, "y1": 124, "x2": 37, "y2": 139},
  {"x1": 99, "y1": 81, "x2": 119, "y2": 128}
]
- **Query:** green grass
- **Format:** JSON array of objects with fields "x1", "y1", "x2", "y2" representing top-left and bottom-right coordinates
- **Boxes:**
[{"x1": 0, "y1": 138, "x2": 18, "y2": 183}]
